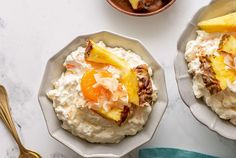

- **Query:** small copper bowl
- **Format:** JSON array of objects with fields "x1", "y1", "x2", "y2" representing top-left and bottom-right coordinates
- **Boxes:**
[{"x1": 107, "y1": 0, "x2": 176, "y2": 16}]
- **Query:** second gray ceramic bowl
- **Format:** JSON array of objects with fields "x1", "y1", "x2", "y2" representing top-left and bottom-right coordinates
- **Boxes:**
[
  {"x1": 38, "y1": 31, "x2": 168, "y2": 157},
  {"x1": 174, "y1": 0, "x2": 236, "y2": 140}
]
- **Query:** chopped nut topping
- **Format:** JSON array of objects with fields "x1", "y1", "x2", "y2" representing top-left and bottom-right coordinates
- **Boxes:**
[{"x1": 134, "y1": 64, "x2": 153, "y2": 106}]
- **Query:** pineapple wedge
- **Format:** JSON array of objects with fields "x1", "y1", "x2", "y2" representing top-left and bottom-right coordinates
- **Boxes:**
[
  {"x1": 129, "y1": 0, "x2": 154, "y2": 10},
  {"x1": 85, "y1": 40, "x2": 129, "y2": 70},
  {"x1": 93, "y1": 106, "x2": 129, "y2": 124},
  {"x1": 129, "y1": 0, "x2": 140, "y2": 10},
  {"x1": 121, "y1": 70, "x2": 140, "y2": 105},
  {"x1": 218, "y1": 34, "x2": 236, "y2": 56},
  {"x1": 85, "y1": 40, "x2": 140, "y2": 105},
  {"x1": 210, "y1": 55, "x2": 236, "y2": 90},
  {"x1": 198, "y1": 12, "x2": 236, "y2": 33}
]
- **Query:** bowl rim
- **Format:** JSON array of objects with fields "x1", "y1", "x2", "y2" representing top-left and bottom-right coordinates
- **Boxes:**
[
  {"x1": 106, "y1": 0, "x2": 176, "y2": 17},
  {"x1": 38, "y1": 30, "x2": 169, "y2": 157}
]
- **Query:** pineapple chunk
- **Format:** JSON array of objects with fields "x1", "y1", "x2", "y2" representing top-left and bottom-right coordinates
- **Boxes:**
[
  {"x1": 85, "y1": 40, "x2": 129, "y2": 70},
  {"x1": 93, "y1": 106, "x2": 129, "y2": 124},
  {"x1": 210, "y1": 55, "x2": 236, "y2": 89},
  {"x1": 218, "y1": 34, "x2": 236, "y2": 56},
  {"x1": 198, "y1": 12, "x2": 236, "y2": 33},
  {"x1": 129, "y1": 0, "x2": 140, "y2": 10},
  {"x1": 128, "y1": 0, "x2": 154, "y2": 10},
  {"x1": 85, "y1": 40, "x2": 140, "y2": 105},
  {"x1": 121, "y1": 70, "x2": 140, "y2": 105}
]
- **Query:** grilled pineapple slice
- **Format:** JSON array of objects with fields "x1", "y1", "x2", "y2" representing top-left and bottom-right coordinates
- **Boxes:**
[
  {"x1": 93, "y1": 106, "x2": 129, "y2": 124},
  {"x1": 198, "y1": 12, "x2": 236, "y2": 32},
  {"x1": 121, "y1": 71, "x2": 139, "y2": 105},
  {"x1": 85, "y1": 40, "x2": 129, "y2": 70},
  {"x1": 210, "y1": 55, "x2": 236, "y2": 90},
  {"x1": 85, "y1": 40, "x2": 139, "y2": 105},
  {"x1": 121, "y1": 70, "x2": 140, "y2": 105},
  {"x1": 218, "y1": 34, "x2": 236, "y2": 56}
]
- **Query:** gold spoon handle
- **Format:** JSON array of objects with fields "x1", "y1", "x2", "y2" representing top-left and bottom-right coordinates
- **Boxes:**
[{"x1": 0, "y1": 85, "x2": 26, "y2": 152}]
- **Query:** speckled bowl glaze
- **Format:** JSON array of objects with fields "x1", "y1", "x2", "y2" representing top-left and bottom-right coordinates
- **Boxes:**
[
  {"x1": 38, "y1": 31, "x2": 168, "y2": 157},
  {"x1": 174, "y1": 0, "x2": 236, "y2": 140}
]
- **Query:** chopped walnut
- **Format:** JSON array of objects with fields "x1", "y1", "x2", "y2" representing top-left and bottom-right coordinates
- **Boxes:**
[{"x1": 134, "y1": 64, "x2": 153, "y2": 106}]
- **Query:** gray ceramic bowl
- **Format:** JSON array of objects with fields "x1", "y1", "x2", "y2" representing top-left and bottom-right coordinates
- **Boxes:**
[
  {"x1": 38, "y1": 31, "x2": 168, "y2": 157},
  {"x1": 174, "y1": 0, "x2": 236, "y2": 140}
]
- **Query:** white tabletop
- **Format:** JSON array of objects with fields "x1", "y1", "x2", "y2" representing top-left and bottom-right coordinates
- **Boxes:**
[{"x1": 0, "y1": 0, "x2": 235, "y2": 158}]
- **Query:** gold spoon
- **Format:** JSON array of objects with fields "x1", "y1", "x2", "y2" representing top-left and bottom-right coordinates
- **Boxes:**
[{"x1": 0, "y1": 85, "x2": 42, "y2": 158}]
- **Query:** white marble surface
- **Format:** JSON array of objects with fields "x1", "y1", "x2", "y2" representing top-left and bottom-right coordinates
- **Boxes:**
[{"x1": 0, "y1": 0, "x2": 236, "y2": 158}]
